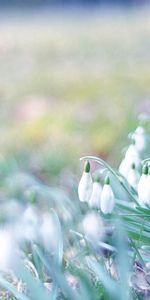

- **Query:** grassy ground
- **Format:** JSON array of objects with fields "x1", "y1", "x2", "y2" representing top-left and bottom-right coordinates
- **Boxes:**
[{"x1": 0, "y1": 7, "x2": 150, "y2": 177}]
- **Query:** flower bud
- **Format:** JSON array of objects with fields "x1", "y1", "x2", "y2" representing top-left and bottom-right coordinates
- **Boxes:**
[
  {"x1": 127, "y1": 163, "x2": 140, "y2": 190},
  {"x1": 100, "y1": 175, "x2": 115, "y2": 214},
  {"x1": 88, "y1": 174, "x2": 102, "y2": 209},
  {"x1": 78, "y1": 161, "x2": 93, "y2": 203},
  {"x1": 119, "y1": 144, "x2": 141, "y2": 177}
]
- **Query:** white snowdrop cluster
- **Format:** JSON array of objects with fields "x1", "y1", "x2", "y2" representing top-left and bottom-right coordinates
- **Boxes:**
[
  {"x1": 78, "y1": 125, "x2": 149, "y2": 211},
  {"x1": 78, "y1": 161, "x2": 115, "y2": 214}
]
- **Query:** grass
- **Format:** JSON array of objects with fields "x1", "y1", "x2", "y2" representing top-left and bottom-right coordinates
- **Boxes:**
[{"x1": 0, "y1": 124, "x2": 149, "y2": 299}]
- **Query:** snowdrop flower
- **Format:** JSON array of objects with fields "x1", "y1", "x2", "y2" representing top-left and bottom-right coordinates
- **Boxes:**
[
  {"x1": 119, "y1": 157, "x2": 131, "y2": 178},
  {"x1": 100, "y1": 175, "x2": 115, "y2": 215},
  {"x1": 124, "y1": 144, "x2": 141, "y2": 168},
  {"x1": 23, "y1": 206, "x2": 38, "y2": 224},
  {"x1": 119, "y1": 144, "x2": 141, "y2": 177},
  {"x1": 138, "y1": 165, "x2": 148, "y2": 206},
  {"x1": 40, "y1": 213, "x2": 59, "y2": 254},
  {"x1": 83, "y1": 212, "x2": 104, "y2": 246},
  {"x1": 0, "y1": 229, "x2": 15, "y2": 271},
  {"x1": 78, "y1": 161, "x2": 93, "y2": 203},
  {"x1": 119, "y1": 158, "x2": 131, "y2": 178},
  {"x1": 127, "y1": 163, "x2": 140, "y2": 190},
  {"x1": 88, "y1": 174, "x2": 102, "y2": 209},
  {"x1": 20, "y1": 205, "x2": 39, "y2": 241},
  {"x1": 132, "y1": 126, "x2": 146, "y2": 152}
]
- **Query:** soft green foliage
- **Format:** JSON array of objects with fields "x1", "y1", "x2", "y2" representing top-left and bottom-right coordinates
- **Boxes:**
[{"x1": 0, "y1": 124, "x2": 149, "y2": 299}]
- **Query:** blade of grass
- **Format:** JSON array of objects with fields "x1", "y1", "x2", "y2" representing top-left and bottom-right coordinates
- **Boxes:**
[{"x1": 0, "y1": 275, "x2": 30, "y2": 300}]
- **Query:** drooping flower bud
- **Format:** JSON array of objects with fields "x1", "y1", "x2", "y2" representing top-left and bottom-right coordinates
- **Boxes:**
[
  {"x1": 100, "y1": 175, "x2": 115, "y2": 215},
  {"x1": 138, "y1": 164, "x2": 148, "y2": 206},
  {"x1": 78, "y1": 161, "x2": 93, "y2": 203},
  {"x1": 127, "y1": 163, "x2": 140, "y2": 190},
  {"x1": 88, "y1": 173, "x2": 102, "y2": 209}
]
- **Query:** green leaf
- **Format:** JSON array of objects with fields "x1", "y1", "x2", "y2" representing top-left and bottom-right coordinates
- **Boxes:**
[
  {"x1": 33, "y1": 245, "x2": 83, "y2": 300},
  {"x1": 50, "y1": 209, "x2": 63, "y2": 266},
  {"x1": 86, "y1": 258, "x2": 119, "y2": 300},
  {"x1": 15, "y1": 262, "x2": 51, "y2": 300},
  {"x1": 0, "y1": 275, "x2": 30, "y2": 300}
]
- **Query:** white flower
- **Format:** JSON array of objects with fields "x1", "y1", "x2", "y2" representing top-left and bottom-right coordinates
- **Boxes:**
[
  {"x1": 125, "y1": 144, "x2": 141, "y2": 168},
  {"x1": 0, "y1": 229, "x2": 15, "y2": 271},
  {"x1": 83, "y1": 212, "x2": 104, "y2": 245},
  {"x1": 78, "y1": 161, "x2": 93, "y2": 203},
  {"x1": 126, "y1": 144, "x2": 139, "y2": 158},
  {"x1": 23, "y1": 206, "x2": 38, "y2": 225},
  {"x1": 100, "y1": 176, "x2": 115, "y2": 214},
  {"x1": 88, "y1": 174, "x2": 102, "y2": 209},
  {"x1": 138, "y1": 165, "x2": 149, "y2": 206},
  {"x1": 119, "y1": 158, "x2": 130, "y2": 178},
  {"x1": 127, "y1": 163, "x2": 140, "y2": 190},
  {"x1": 132, "y1": 126, "x2": 146, "y2": 152},
  {"x1": 119, "y1": 144, "x2": 141, "y2": 177},
  {"x1": 40, "y1": 213, "x2": 59, "y2": 253},
  {"x1": 20, "y1": 206, "x2": 39, "y2": 241}
]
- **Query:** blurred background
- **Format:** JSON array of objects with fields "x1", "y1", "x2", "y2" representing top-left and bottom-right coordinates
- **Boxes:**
[{"x1": 0, "y1": 0, "x2": 150, "y2": 182}]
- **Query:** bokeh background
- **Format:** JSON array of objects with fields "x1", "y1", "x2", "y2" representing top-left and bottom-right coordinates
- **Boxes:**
[{"x1": 0, "y1": 0, "x2": 150, "y2": 182}]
